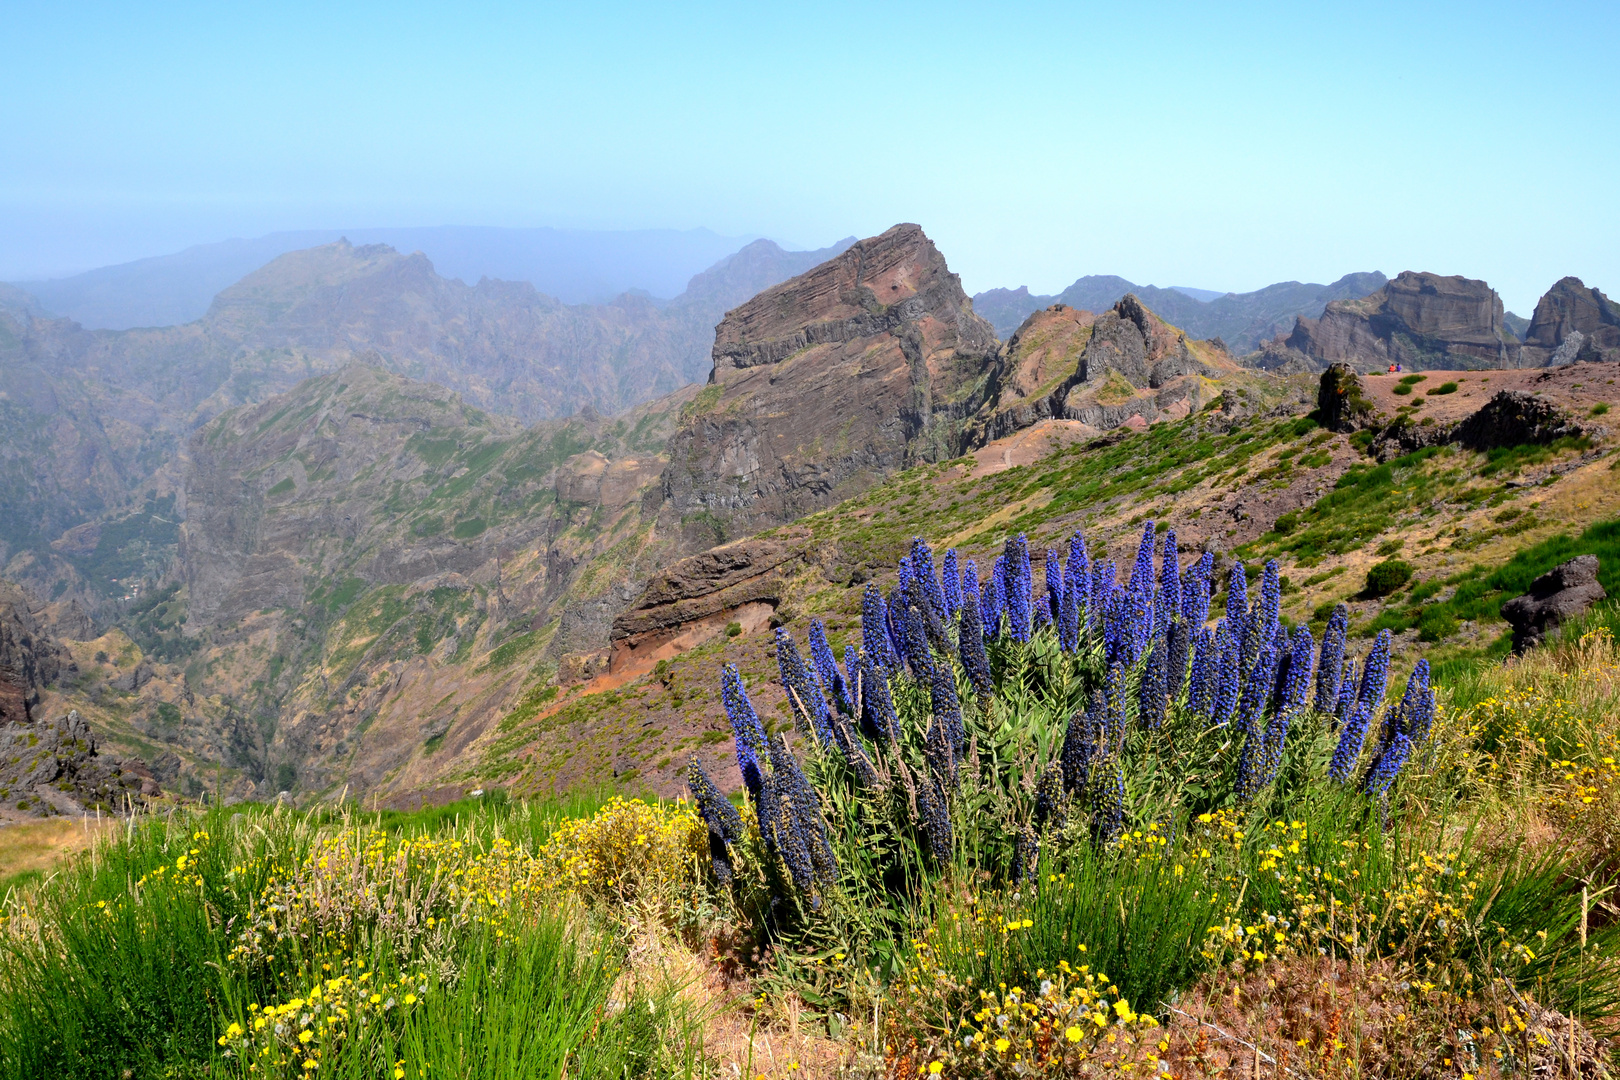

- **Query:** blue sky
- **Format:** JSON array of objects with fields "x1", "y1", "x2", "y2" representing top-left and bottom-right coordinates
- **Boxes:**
[{"x1": 3, "y1": 0, "x2": 1617, "y2": 313}]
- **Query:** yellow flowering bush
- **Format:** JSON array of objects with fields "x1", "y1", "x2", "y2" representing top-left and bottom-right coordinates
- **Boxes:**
[
  {"x1": 885, "y1": 935, "x2": 1163, "y2": 1077},
  {"x1": 534, "y1": 795, "x2": 705, "y2": 907},
  {"x1": 217, "y1": 957, "x2": 428, "y2": 1077}
]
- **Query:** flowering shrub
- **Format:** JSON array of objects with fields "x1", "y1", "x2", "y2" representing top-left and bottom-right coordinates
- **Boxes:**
[
  {"x1": 691, "y1": 525, "x2": 1436, "y2": 935},
  {"x1": 536, "y1": 795, "x2": 706, "y2": 906}
]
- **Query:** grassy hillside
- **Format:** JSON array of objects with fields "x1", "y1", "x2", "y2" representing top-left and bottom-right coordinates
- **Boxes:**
[{"x1": 478, "y1": 372, "x2": 1619, "y2": 798}]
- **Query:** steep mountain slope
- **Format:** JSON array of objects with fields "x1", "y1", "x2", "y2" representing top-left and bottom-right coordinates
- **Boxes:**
[
  {"x1": 974, "y1": 272, "x2": 1388, "y2": 352},
  {"x1": 20, "y1": 363, "x2": 699, "y2": 801}
]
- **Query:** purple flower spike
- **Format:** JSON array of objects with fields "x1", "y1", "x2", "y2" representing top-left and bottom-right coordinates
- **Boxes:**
[
  {"x1": 809, "y1": 618, "x2": 851, "y2": 716},
  {"x1": 722, "y1": 663, "x2": 769, "y2": 797},
  {"x1": 942, "y1": 548, "x2": 961, "y2": 618},
  {"x1": 1003, "y1": 535, "x2": 1033, "y2": 643}
]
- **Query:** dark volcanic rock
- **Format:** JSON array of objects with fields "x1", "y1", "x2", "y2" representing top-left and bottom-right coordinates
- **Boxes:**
[
  {"x1": 657, "y1": 224, "x2": 1000, "y2": 546},
  {"x1": 1453, "y1": 389, "x2": 1590, "y2": 451},
  {"x1": 1522, "y1": 277, "x2": 1620, "y2": 365},
  {"x1": 0, "y1": 581, "x2": 76, "y2": 724},
  {"x1": 0, "y1": 710, "x2": 157, "y2": 816},
  {"x1": 1259, "y1": 271, "x2": 1524, "y2": 372},
  {"x1": 1502, "y1": 555, "x2": 1607, "y2": 652},
  {"x1": 1317, "y1": 364, "x2": 1386, "y2": 432}
]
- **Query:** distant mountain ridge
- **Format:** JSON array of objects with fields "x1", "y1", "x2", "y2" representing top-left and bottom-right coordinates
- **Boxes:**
[
  {"x1": 973, "y1": 272, "x2": 1390, "y2": 353},
  {"x1": 12, "y1": 226, "x2": 790, "y2": 330},
  {"x1": 0, "y1": 234, "x2": 854, "y2": 585}
]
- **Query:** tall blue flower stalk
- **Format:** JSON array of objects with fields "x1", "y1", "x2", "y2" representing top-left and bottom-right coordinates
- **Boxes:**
[
  {"x1": 1045, "y1": 549, "x2": 1064, "y2": 627},
  {"x1": 858, "y1": 652, "x2": 898, "y2": 742},
  {"x1": 776, "y1": 628, "x2": 833, "y2": 746},
  {"x1": 1225, "y1": 563, "x2": 1249, "y2": 635},
  {"x1": 910, "y1": 537, "x2": 946, "y2": 620},
  {"x1": 1139, "y1": 634, "x2": 1167, "y2": 730},
  {"x1": 1064, "y1": 530, "x2": 1089, "y2": 613},
  {"x1": 984, "y1": 557, "x2": 1007, "y2": 640},
  {"x1": 1003, "y1": 535, "x2": 1034, "y2": 643},
  {"x1": 1187, "y1": 625, "x2": 1216, "y2": 716},
  {"x1": 1330, "y1": 701, "x2": 1374, "y2": 783},
  {"x1": 1129, "y1": 522, "x2": 1157, "y2": 598},
  {"x1": 1358, "y1": 629, "x2": 1393, "y2": 710},
  {"x1": 1314, "y1": 604, "x2": 1349, "y2": 714},
  {"x1": 1212, "y1": 620, "x2": 1242, "y2": 725},
  {"x1": 808, "y1": 619, "x2": 851, "y2": 716},
  {"x1": 930, "y1": 659, "x2": 964, "y2": 755},
  {"x1": 942, "y1": 548, "x2": 961, "y2": 619},
  {"x1": 722, "y1": 663, "x2": 768, "y2": 795},
  {"x1": 687, "y1": 756, "x2": 744, "y2": 883},
  {"x1": 1333, "y1": 656, "x2": 1357, "y2": 724},
  {"x1": 1157, "y1": 529, "x2": 1180, "y2": 638},
  {"x1": 957, "y1": 591, "x2": 994, "y2": 700},
  {"x1": 1234, "y1": 642, "x2": 1278, "y2": 799},
  {"x1": 861, "y1": 584, "x2": 897, "y2": 671}
]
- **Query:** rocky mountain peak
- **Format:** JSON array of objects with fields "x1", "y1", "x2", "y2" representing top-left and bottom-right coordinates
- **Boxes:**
[
  {"x1": 1380, "y1": 271, "x2": 1507, "y2": 341},
  {"x1": 658, "y1": 224, "x2": 998, "y2": 547},
  {"x1": 709, "y1": 223, "x2": 996, "y2": 383},
  {"x1": 1523, "y1": 276, "x2": 1620, "y2": 362},
  {"x1": 1259, "y1": 269, "x2": 1523, "y2": 372}
]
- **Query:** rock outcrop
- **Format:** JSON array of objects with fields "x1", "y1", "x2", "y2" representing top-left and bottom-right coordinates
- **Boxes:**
[
  {"x1": 657, "y1": 224, "x2": 999, "y2": 546},
  {"x1": 608, "y1": 533, "x2": 805, "y2": 678},
  {"x1": 1521, "y1": 277, "x2": 1620, "y2": 365},
  {"x1": 1453, "y1": 389, "x2": 1592, "y2": 451},
  {"x1": 1257, "y1": 271, "x2": 1524, "y2": 371},
  {"x1": 1316, "y1": 364, "x2": 1385, "y2": 433},
  {"x1": 1502, "y1": 555, "x2": 1607, "y2": 652},
  {"x1": 972, "y1": 297, "x2": 1233, "y2": 443},
  {"x1": 0, "y1": 581, "x2": 76, "y2": 724},
  {"x1": 0, "y1": 710, "x2": 157, "y2": 817}
]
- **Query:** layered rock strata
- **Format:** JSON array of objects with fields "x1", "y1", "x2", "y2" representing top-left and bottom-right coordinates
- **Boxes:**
[
  {"x1": 1258, "y1": 272, "x2": 1524, "y2": 371},
  {"x1": 656, "y1": 224, "x2": 999, "y2": 546}
]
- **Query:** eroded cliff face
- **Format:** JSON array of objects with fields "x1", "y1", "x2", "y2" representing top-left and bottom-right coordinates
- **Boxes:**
[
  {"x1": 657, "y1": 224, "x2": 1000, "y2": 547},
  {"x1": 1258, "y1": 271, "x2": 1524, "y2": 371},
  {"x1": 1522, "y1": 277, "x2": 1620, "y2": 364},
  {"x1": 0, "y1": 582, "x2": 76, "y2": 724}
]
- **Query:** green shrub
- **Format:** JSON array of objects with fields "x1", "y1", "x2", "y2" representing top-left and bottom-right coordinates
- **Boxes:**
[
  {"x1": 1364, "y1": 559, "x2": 1413, "y2": 597},
  {"x1": 1594, "y1": 402, "x2": 1611, "y2": 416},
  {"x1": 1428, "y1": 381, "x2": 1458, "y2": 395}
]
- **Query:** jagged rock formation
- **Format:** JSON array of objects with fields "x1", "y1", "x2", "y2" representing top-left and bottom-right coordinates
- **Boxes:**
[
  {"x1": 657, "y1": 224, "x2": 1000, "y2": 546},
  {"x1": 0, "y1": 581, "x2": 76, "y2": 724},
  {"x1": 1522, "y1": 277, "x2": 1620, "y2": 365},
  {"x1": 1453, "y1": 389, "x2": 1594, "y2": 451},
  {"x1": 1257, "y1": 272, "x2": 1524, "y2": 372},
  {"x1": 0, "y1": 710, "x2": 157, "y2": 817},
  {"x1": 975, "y1": 272, "x2": 1388, "y2": 353},
  {"x1": 974, "y1": 297, "x2": 1234, "y2": 443},
  {"x1": 1502, "y1": 555, "x2": 1607, "y2": 652}
]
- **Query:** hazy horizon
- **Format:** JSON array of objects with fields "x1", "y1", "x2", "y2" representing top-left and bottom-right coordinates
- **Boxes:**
[{"x1": 5, "y1": 1, "x2": 1618, "y2": 315}]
